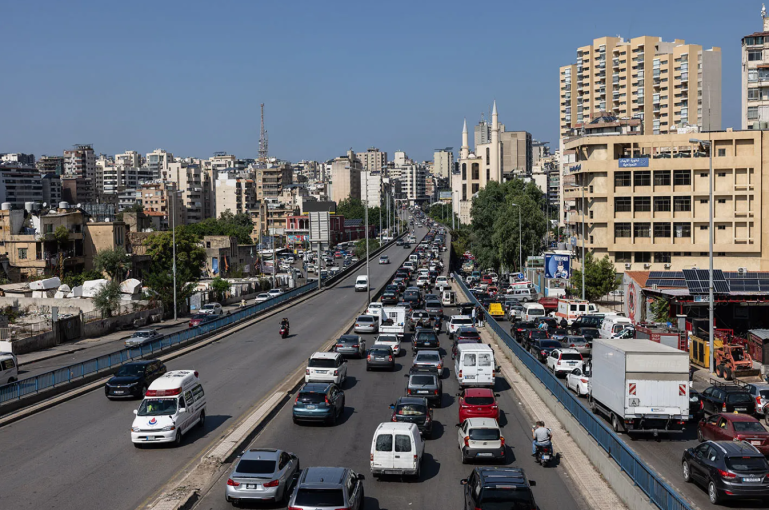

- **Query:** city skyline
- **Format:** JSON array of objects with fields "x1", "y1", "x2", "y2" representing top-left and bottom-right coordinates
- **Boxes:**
[{"x1": 0, "y1": 0, "x2": 757, "y2": 162}]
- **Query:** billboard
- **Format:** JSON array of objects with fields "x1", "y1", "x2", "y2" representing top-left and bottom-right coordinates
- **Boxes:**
[
  {"x1": 544, "y1": 253, "x2": 571, "y2": 279},
  {"x1": 309, "y1": 211, "x2": 330, "y2": 243},
  {"x1": 439, "y1": 191, "x2": 453, "y2": 201},
  {"x1": 618, "y1": 157, "x2": 649, "y2": 168}
]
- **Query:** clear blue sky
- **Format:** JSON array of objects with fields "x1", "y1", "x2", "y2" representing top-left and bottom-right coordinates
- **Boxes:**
[{"x1": 0, "y1": 0, "x2": 759, "y2": 163}]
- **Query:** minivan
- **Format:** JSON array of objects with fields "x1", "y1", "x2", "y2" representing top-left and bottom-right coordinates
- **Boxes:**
[
  {"x1": 599, "y1": 316, "x2": 633, "y2": 339},
  {"x1": 355, "y1": 275, "x2": 369, "y2": 292},
  {"x1": 522, "y1": 303, "x2": 546, "y2": 322},
  {"x1": 506, "y1": 287, "x2": 536, "y2": 302},
  {"x1": 455, "y1": 344, "x2": 496, "y2": 388},
  {"x1": 131, "y1": 370, "x2": 207, "y2": 446},
  {"x1": 0, "y1": 352, "x2": 18, "y2": 384},
  {"x1": 370, "y1": 422, "x2": 424, "y2": 479}
]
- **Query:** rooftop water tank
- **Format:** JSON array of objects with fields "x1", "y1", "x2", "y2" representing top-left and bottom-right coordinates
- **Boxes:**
[
  {"x1": 1, "y1": 202, "x2": 11, "y2": 211},
  {"x1": 24, "y1": 202, "x2": 34, "y2": 212},
  {"x1": 59, "y1": 201, "x2": 69, "y2": 209}
]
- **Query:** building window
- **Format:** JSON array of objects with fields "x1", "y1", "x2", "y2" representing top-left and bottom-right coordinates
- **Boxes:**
[
  {"x1": 653, "y1": 170, "x2": 671, "y2": 186},
  {"x1": 472, "y1": 183, "x2": 479, "y2": 194},
  {"x1": 748, "y1": 106, "x2": 759, "y2": 119},
  {"x1": 634, "y1": 196, "x2": 651, "y2": 211},
  {"x1": 653, "y1": 196, "x2": 670, "y2": 212},
  {"x1": 749, "y1": 69, "x2": 758, "y2": 82},
  {"x1": 471, "y1": 163, "x2": 480, "y2": 180},
  {"x1": 487, "y1": 168, "x2": 490, "y2": 181},
  {"x1": 748, "y1": 50, "x2": 763, "y2": 61},
  {"x1": 674, "y1": 223, "x2": 691, "y2": 237},
  {"x1": 717, "y1": 149, "x2": 726, "y2": 157},
  {"x1": 18, "y1": 248, "x2": 27, "y2": 260},
  {"x1": 615, "y1": 197, "x2": 631, "y2": 212},
  {"x1": 717, "y1": 198, "x2": 726, "y2": 204},
  {"x1": 634, "y1": 171, "x2": 651, "y2": 186},
  {"x1": 654, "y1": 252, "x2": 672, "y2": 263},
  {"x1": 615, "y1": 252, "x2": 632, "y2": 263},
  {"x1": 634, "y1": 223, "x2": 651, "y2": 237},
  {"x1": 748, "y1": 88, "x2": 760, "y2": 101},
  {"x1": 615, "y1": 171, "x2": 631, "y2": 187},
  {"x1": 717, "y1": 225, "x2": 726, "y2": 230},
  {"x1": 635, "y1": 252, "x2": 651, "y2": 263},
  {"x1": 615, "y1": 223, "x2": 631, "y2": 237},
  {"x1": 673, "y1": 196, "x2": 691, "y2": 211},
  {"x1": 462, "y1": 184, "x2": 467, "y2": 200},
  {"x1": 654, "y1": 223, "x2": 671, "y2": 237},
  {"x1": 486, "y1": 147, "x2": 490, "y2": 165},
  {"x1": 462, "y1": 163, "x2": 466, "y2": 180},
  {"x1": 673, "y1": 170, "x2": 691, "y2": 185}
]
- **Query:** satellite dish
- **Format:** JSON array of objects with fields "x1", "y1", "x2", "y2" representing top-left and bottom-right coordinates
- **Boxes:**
[
  {"x1": 43, "y1": 202, "x2": 47, "y2": 208},
  {"x1": 76, "y1": 203, "x2": 82, "y2": 208}
]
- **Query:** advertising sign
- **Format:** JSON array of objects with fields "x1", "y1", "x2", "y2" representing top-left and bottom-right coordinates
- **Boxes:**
[
  {"x1": 439, "y1": 191, "x2": 453, "y2": 201},
  {"x1": 618, "y1": 157, "x2": 649, "y2": 168},
  {"x1": 288, "y1": 234, "x2": 308, "y2": 243},
  {"x1": 544, "y1": 253, "x2": 571, "y2": 279}
]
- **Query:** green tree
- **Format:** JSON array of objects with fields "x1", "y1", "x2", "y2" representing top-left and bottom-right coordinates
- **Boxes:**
[
  {"x1": 354, "y1": 238, "x2": 380, "y2": 259},
  {"x1": 569, "y1": 252, "x2": 619, "y2": 302},
  {"x1": 94, "y1": 247, "x2": 131, "y2": 281},
  {"x1": 650, "y1": 297, "x2": 671, "y2": 323},
  {"x1": 186, "y1": 211, "x2": 254, "y2": 245},
  {"x1": 143, "y1": 227, "x2": 207, "y2": 316},
  {"x1": 211, "y1": 277, "x2": 231, "y2": 302},
  {"x1": 53, "y1": 225, "x2": 70, "y2": 247},
  {"x1": 93, "y1": 280, "x2": 122, "y2": 318}
]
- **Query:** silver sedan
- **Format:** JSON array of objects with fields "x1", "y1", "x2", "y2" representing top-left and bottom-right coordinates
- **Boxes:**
[
  {"x1": 225, "y1": 448, "x2": 300, "y2": 505},
  {"x1": 353, "y1": 315, "x2": 379, "y2": 334}
]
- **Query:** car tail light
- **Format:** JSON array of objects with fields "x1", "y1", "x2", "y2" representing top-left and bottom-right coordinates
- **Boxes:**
[
  {"x1": 305, "y1": 369, "x2": 310, "y2": 375},
  {"x1": 722, "y1": 402, "x2": 727, "y2": 412},
  {"x1": 580, "y1": 378, "x2": 588, "y2": 384},
  {"x1": 353, "y1": 344, "x2": 359, "y2": 348},
  {"x1": 541, "y1": 351, "x2": 546, "y2": 356},
  {"x1": 227, "y1": 478, "x2": 240, "y2": 487},
  {"x1": 336, "y1": 344, "x2": 343, "y2": 348},
  {"x1": 407, "y1": 389, "x2": 412, "y2": 395},
  {"x1": 263, "y1": 479, "x2": 280, "y2": 488},
  {"x1": 491, "y1": 405, "x2": 498, "y2": 410},
  {"x1": 325, "y1": 395, "x2": 331, "y2": 405},
  {"x1": 569, "y1": 344, "x2": 575, "y2": 347},
  {"x1": 758, "y1": 396, "x2": 762, "y2": 406},
  {"x1": 500, "y1": 436, "x2": 505, "y2": 446},
  {"x1": 334, "y1": 370, "x2": 339, "y2": 376},
  {"x1": 392, "y1": 414, "x2": 397, "y2": 422},
  {"x1": 700, "y1": 400, "x2": 704, "y2": 410},
  {"x1": 464, "y1": 436, "x2": 469, "y2": 447},
  {"x1": 388, "y1": 356, "x2": 393, "y2": 361},
  {"x1": 458, "y1": 370, "x2": 462, "y2": 378},
  {"x1": 367, "y1": 354, "x2": 371, "y2": 361},
  {"x1": 434, "y1": 390, "x2": 439, "y2": 395},
  {"x1": 717, "y1": 469, "x2": 737, "y2": 480}
]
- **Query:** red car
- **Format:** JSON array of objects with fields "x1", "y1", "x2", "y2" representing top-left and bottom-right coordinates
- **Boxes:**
[
  {"x1": 458, "y1": 388, "x2": 500, "y2": 423},
  {"x1": 481, "y1": 275, "x2": 493, "y2": 285},
  {"x1": 697, "y1": 413, "x2": 769, "y2": 456},
  {"x1": 188, "y1": 313, "x2": 215, "y2": 328}
]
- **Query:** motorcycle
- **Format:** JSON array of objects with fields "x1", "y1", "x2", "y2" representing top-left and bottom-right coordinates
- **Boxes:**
[
  {"x1": 535, "y1": 442, "x2": 554, "y2": 466},
  {"x1": 279, "y1": 324, "x2": 289, "y2": 339}
]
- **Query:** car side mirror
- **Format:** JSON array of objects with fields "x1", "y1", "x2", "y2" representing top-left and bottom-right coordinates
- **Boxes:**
[
  {"x1": 178, "y1": 407, "x2": 186, "y2": 414},
  {"x1": 404, "y1": 374, "x2": 409, "y2": 378},
  {"x1": 528, "y1": 480, "x2": 537, "y2": 487},
  {"x1": 456, "y1": 392, "x2": 462, "y2": 397},
  {"x1": 389, "y1": 404, "x2": 395, "y2": 409},
  {"x1": 133, "y1": 409, "x2": 138, "y2": 415},
  {"x1": 460, "y1": 479, "x2": 468, "y2": 485},
  {"x1": 343, "y1": 359, "x2": 348, "y2": 363},
  {"x1": 357, "y1": 474, "x2": 365, "y2": 481},
  {"x1": 455, "y1": 423, "x2": 461, "y2": 427},
  {"x1": 495, "y1": 393, "x2": 501, "y2": 397},
  {"x1": 496, "y1": 366, "x2": 501, "y2": 372}
]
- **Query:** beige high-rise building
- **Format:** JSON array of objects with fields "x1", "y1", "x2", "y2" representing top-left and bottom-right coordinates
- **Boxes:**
[
  {"x1": 433, "y1": 149, "x2": 454, "y2": 179},
  {"x1": 168, "y1": 162, "x2": 212, "y2": 223},
  {"x1": 560, "y1": 36, "x2": 721, "y2": 138},
  {"x1": 330, "y1": 150, "x2": 362, "y2": 204},
  {"x1": 356, "y1": 148, "x2": 387, "y2": 173},
  {"x1": 563, "y1": 130, "x2": 769, "y2": 273},
  {"x1": 742, "y1": 7, "x2": 769, "y2": 129},
  {"x1": 214, "y1": 173, "x2": 256, "y2": 217},
  {"x1": 255, "y1": 164, "x2": 293, "y2": 201}
]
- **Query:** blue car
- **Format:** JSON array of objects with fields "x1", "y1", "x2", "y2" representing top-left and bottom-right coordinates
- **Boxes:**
[{"x1": 292, "y1": 383, "x2": 345, "y2": 425}]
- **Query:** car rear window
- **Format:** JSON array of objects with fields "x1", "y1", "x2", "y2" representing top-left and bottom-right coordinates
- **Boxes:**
[
  {"x1": 531, "y1": 331, "x2": 548, "y2": 339},
  {"x1": 395, "y1": 434, "x2": 412, "y2": 452},
  {"x1": 732, "y1": 421, "x2": 767, "y2": 433},
  {"x1": 453, "y1": 318, "x2": 472, "y2": 325},
  {"x1": 357, "y1": 316, "x2": 374, "y2": 323},
  {"x1": 375, "y1": 434, "x2": 393, "y2": 451},
  {"x1": 726, "y1": 393, "x2": 753, "y2": 404},
  {"x1": 294, "y1": 488, "x2": 345, "y2": 506},
  {"x1": 528, "y1": 309, "x2": 545, "y2": 316},
  {"x1": 236, "y1": 459, "x2": 277, "y2": 475},
  {"x1": 560, "y1": 353, "x2": 582, "y2": 361},
  {"x1": 416, "y1": 353, "x2": 440, "y2": 362},
  {"x1": 725, "y1": 456, "x2": 769, "y2": 472},
  {"x1": 411, "y1": 375, "x2": 435, "y2": 385},
  {"x1": 465, "y1": 396, "x2": 495, "y2": 406},
  {"x1": 309, "y1": 359, "x2": 336, "y2": 368},
  {"x1": 297, "y1": 392, "x2": 325, "y2": 404},
  {"x1": 396, "y1": 404, "x2": 427, "y2": 416},
  {"x1": 369, "y1": 348, "x2": 391, "y2": 356},
  {"x1": 541, "y1": 340, "x2": 561, "y2": 349},
  {"x1": 459, "y1": 332, "x2": 480, "y2": 339},
  {"x1": 469, "y1": 428, "x2": 500, "y2": 441},
  {"x1": 416, "y1": 332, "x2": 437, "y2": 341},
  {"x1": 759, "y1": 390, "x2": 769, "y2": 399}
]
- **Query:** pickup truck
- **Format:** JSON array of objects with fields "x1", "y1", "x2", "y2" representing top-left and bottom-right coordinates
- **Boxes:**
[{"x1": 380, "y1": 306, "x2": 407, "y2": 339}]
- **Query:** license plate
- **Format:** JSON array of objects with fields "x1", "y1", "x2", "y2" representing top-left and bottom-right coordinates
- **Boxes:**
[
  {"x1": 143, "y1": 437, "x2": 151, "y2": 441},
  {"x1": 246, "y1": 484, "x2": 257, "y2": 489},
  {"x1": 743, "y1": 477, "x2": 762, "y2": 483},
  {"x1": 113, "y1": 391, "x2": 125, "y2": 394},
  {"x1": 735, "y1": 408, "x2": 747, "y2": 412},
  {"x1": 315, "y1": 370, "x2": 326, "y2": 374},
  {"x1": 477, "y1": 453, "x2": 492, "y2": 457},
  {"x1": 385, "y1": 469, "x2": 400, "y2": 475},
  {"x1": 376, "y1": 357, "x2": 385, "y2": 361},
  {"x1": 306, "y1": 405, "x2": 316, "y2": 409},
  {"x1": 418, "y1": 390, "x2": 429, "y2": 394},
  {"x1": 751, "y1": 441, "x2": 763, "y2": 446},
  {"x1": 466, "y1": 375, "x2": 476, "y2": 379},
  {"x1": 542, "y1": 455, "x2": 551, "y2": 460}
]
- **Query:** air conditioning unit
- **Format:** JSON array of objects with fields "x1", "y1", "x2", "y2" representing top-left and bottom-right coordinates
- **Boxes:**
[
  {"x1": 664, "y1": 263, "x2": 671, "y2": 269},
  {"x1": 644, "y1": 263, "x2": 651, "y2": 269},
  {"x1": 738, "y1": 267, "x2": 747, "y2": 275},
  {"x1": 624, "y1": 263, "x2": 632, "y2": 269}
]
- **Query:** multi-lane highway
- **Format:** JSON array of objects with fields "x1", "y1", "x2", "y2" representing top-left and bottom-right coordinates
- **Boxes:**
[
  {"x1": 0, "y1": 227, "x2": 429, "y2": 510},
  {"x1": 193, "y1": 240, "x2": 587, "y2": 510}
]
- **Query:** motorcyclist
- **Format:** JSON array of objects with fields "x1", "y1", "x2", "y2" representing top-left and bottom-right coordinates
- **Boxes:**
[
  {"x1": 280, "y1": 317, "x2": 290, "y2": 333},
  {"x1": 532, "y1": 420, "x2": 552, "y2": 457}
]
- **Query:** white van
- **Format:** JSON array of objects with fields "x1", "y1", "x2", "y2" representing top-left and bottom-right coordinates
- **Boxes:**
[
  {"x1": 506, "y1": 287, "x2": 536, "y2": 302},
  {"x1": 599, "y1": 316, "x2": 633, "y2": 339},
  {"x1": 355, "y1": 275, "x2": 369, "y2": 292},
  {"x1": 370, "y1": 422, "x2": 424, "y2": 478},
  {"x1": 442, "y1": 290, "x2": 456, "y2": 307},
  {"x1": 0, "y1": 352, "x2": 19, "y2": 384},
  {"x1": 454, "y1": 343, "x2": 496, "y2": 388},
  {"x1": 409, "y1": 254, "x2": 420, "y2": 265},
  {"x1": 131, "y1": 370, "x2": 207, "y2": 446},
  {"x1": 522, "y1": 303, "x2": 546, "y2": 322}
]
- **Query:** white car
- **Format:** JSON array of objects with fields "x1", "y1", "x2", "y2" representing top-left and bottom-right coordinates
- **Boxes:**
[
  {"x1": 435, "y1": 276, "x2": 450, "y2": 292},
  {"x1": 267, "y1": 289, "x2": 284, "y2": 298},
  {"x1": 366, "y1": 302, "x2": 384, "y2": 316},
  {"x1": 379, "y1": 255, "x2": 390, "y2": 265},
  {"x1": 457, "y1": 417, "x2": 506, "y2": 463},
  {"x1": 355, "y1": 275, "x2": 368, "y2": 292},
  {"x1": 416, "y1": 275, "x2": 430, "y2": 288},
  {"x1": 447, "y1": 315, "x2": 473, "y2": 338},
  {"x1": 305, "y1": 352, "x2": 347, "y2": 385},
  {"x1": 566, "y1": 365, "x2": 591, "y2": 397},
  {"x1": 200, "y1": 303, "x2": 223, "y2": 316},
  {"x1": 124, "y1": 329, "x2": 161, "y2": 348},
  {"x1": 254, "y1": 293, "x2": 270, "y2": 303},
  {"x1": 546, "y1": 348, "x2": 584, "y2": 377},
  {"x1": 373, "y1": 335, "x2": 401, "y2": 356}
]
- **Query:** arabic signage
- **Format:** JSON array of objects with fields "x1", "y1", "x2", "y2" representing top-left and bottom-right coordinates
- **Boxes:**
[
  {"x1": 544, "y1": 254, "x2": 571, "y2": 279},
  {"x1": 618, "y1": 157, "x2": 649, "y2": 168}
]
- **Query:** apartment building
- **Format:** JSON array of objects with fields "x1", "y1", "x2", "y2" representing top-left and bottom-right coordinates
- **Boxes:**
[
  {"x1": 168, "y1": 162, "x2": 212, "y2": 223},
  {"x1": 255, "y1": 164, "x2": 293, "y2": 201},
  {"x1": 64, "y1": 144, "x2": 96, "y2": 180},
  {"x1": 138, "y1": 182, "x2": 186, "y2": 230},
  {"x1": 0, "y1": 163, "x2": 45, "y2": 208},
  {"x1": 41, "y1": 173, "x2": 62, "y2": 206},
  {"x1": 356, "y1": 148, "x2": 387, "y2": 173},
  {"x1": 1, "y1": 153, "x2": 35, "y2": 166},
  {"x1": 563, "y1": 130, "x2": 769, "y2": 274},
  {"x1": 214, "y1": 173, "x2": 256, "y2": 217},
  {"x1": 115, "y1": 150, "x2": 142, "y2": 169},
  {"x1": 742, "y1": 7, "x2": 769, "y2": 129},
  {"x1": 146, "y1": 149, "x2": 173, "y2": 180},
  {"x1": 433, "y1": 148, "x2": 454, "y2": 179},
  {"x1": 560, "y1": 36, "x2": 722, "y2": 139},
  {"x1": 361, "y1": 171, "x2": 382, "y2": 206},
  {"x1": 36, "y1": 155, "x2": 65, "y2": 175},
  {"x1": 330, "y1": 150, "x2": 362, "y2": 204}
]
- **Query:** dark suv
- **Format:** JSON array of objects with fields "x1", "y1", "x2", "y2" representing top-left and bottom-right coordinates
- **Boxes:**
[
  {"x1": 523, "y1": 329, "x2": 550, "y2": 350},
  {"x1": 700, "y1": 382, "x2": 756, "y2": 416},
  {"x1": 529, "y1": 338, "x2": 562, "y2": 363},
  {"x1": 405, "y1": 366, "x2": 442, "y2": 407},
  {"x1": 412, "y1": 328, "x2": 440, "y2": 352},
  {"x1": 288, "y1": 466, "x2": 365, "y2": 510},
  {"x1": 682, "y1": 440, "x2": 769, "y2": 505},
  {"x1": 461, "y1": 467, "x2": 537, "y2": 510},
  {"x1": 511, "y1": 321, "x2": 537, "y2": 342},
  {"x1": 390, "y1": 396, "x2": 433, "y2": 438}
]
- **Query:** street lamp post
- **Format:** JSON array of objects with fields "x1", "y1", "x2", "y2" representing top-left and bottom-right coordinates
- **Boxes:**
[
  {"x1": 510, "y1": 203, "x2": 522, "y2": 273},
  {"x1": 691, "y1": 137, "x2": 715, "y2": 374},
  {"x1": 171, "y1": 188, "x2": 177, "y2": 320},
  {"x1": 365, "y1": 171, "x2": 371, "y2": 303}
]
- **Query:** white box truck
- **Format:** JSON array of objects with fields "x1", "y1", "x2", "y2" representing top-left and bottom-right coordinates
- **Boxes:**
[
  {"x1": 588, "y1": 339, "x2": 690, "y2": 435},
  {"x1": 380, "y1": 306, "x2": 407, "y2": 339}
]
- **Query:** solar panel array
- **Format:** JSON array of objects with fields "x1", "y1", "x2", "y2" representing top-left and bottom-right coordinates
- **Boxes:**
[
  {"x1": 643, "y1": 270, "x2": 769, "y2": 294},
  {"x1": 646, "y1": 279, "x2": 686, "y2": 287},
  {"x1": 648, "y1": 271, "x2": 684, "y2": 279},
  {"x1": 682, "y1": 269, "x2": 729, "y2": 294}
]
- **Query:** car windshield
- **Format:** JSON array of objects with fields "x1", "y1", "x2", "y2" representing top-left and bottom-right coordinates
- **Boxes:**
[
  {"x1": 478, "y1": 489, "x2": 535, "y2": 509},
  {"x1": 115, "y1": 364, "x2": 146, "y2": 377},
  {"x1": 309, "y1": 359, "x2": 336, "y2": 368},
  {"x1": 236, "y1": 459, "x2": 277, "y2": 475},
  {"x1": 725, "y1": 456, "x2": 769, "y2": 472},
  {"x1": 396, "y1": 404, "x2": 427, "y2": 416},
  {"x1": 294, "y1": 488, "x2": 345, "y2": 506},
  {"x1": 297, "y1": 392, "x2": 326, "y2": 404},
  {"x1": 726, "y1": 393, "x2": 753, "y2": 404},
  {"x1": 469, "y1": 428, "x2": 500, "y2": 441},
  {"x1": 560, "y1": 353, "x2": 582, "y2": 361},
  {"x1": 137, "y1": 398, "x2": 177, "y2": 416},
  {"x1": 733, "y1": 421, "x2": 767, "y2": 432},
  {"x1": 133, "y1": 331, "x2": 154, "y2": 338},
  {"x1": 465, "y1": 396, "x2": 495, "y2": 405},
  {"x1": 416, "y1": 353, "x2": 440, "y2": 362},
  {"x1": 411, "y1": 375, "x2": 436, "y2": 385}
]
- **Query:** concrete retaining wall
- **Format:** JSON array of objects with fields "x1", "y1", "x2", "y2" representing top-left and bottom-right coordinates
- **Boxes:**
[
  {"x1": 0, "y1": 297, "x2": 89, "y2": 314},
  {"x1": 8, "y1": 330, "x2": 58, "y2": 355},
  {"x1": 82, "y1": 307, "x2": 163, "y2": 339}
]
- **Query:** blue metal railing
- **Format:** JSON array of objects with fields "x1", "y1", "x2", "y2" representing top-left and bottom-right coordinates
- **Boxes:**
[{"x1": 452, "y1": 273, "x2": 692, "y2": 510}]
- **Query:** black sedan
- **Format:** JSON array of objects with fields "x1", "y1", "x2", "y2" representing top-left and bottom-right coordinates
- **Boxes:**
[
  {"x1": 366, "y1": 346, "x2": 395, "y2": 371},
  {"x1": 104, "y1": 360, "x2": 166, "y2": 399},
  {"x1": 381, "y1": 290, "x2": 399, "y2": 305}
]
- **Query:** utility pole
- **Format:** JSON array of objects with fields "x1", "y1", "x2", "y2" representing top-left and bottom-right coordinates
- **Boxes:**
[
  {"x1": 365, "y1": 171, "x2": 371, "y2": 303},
  {"x1": 272, "y1": 232, "x2": 277, "y2": 290},
  {"x1": 172, "y1": 188, "x2": 177, "y2": 320}
]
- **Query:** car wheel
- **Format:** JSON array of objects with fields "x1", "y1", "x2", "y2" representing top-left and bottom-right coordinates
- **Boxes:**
[
  {"x1": 708, "y1": 480, "x2": 720, "y2": 504},
  {"x1": 366, "y1": 365, "x2": 371, "y2": 371},
  {"x1": 292, "y1": 416, "x2": 299, "y2": 425},
  {"x1": 461, "y1": 452, "x2": 468, "y2": 464},
  {"x1": 133, "y1": 442, "x2": 143, "y2": 449},
  {"x1": 612, "y1": 414, "x2": 623, "y2": 433},
  {"x1": 198, "y1": 410, "x2": 206, "y2": 428},
  {"x1": 682, "y1": 461, "x2": 692, "y2": 483},
  {"x1": 697, "y1": 428, "x2": 704, "y2": 442},
  {"x1": 174, "y1": 430, "x2": 183, "y2": 446}
]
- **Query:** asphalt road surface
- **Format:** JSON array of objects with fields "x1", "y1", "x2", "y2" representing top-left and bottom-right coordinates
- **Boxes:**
[{"x1": 0, "y1": 225, "x2": 427, "y2": 510}]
